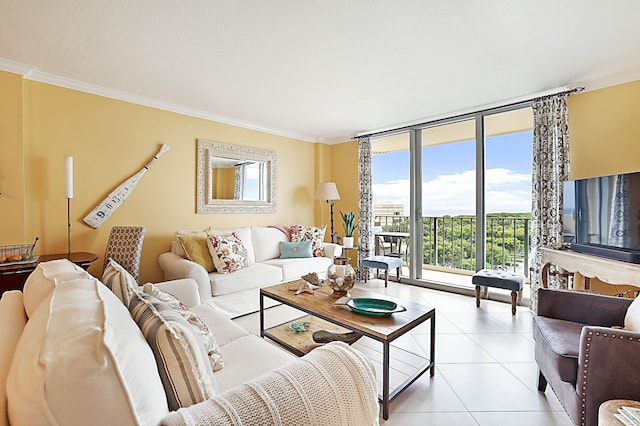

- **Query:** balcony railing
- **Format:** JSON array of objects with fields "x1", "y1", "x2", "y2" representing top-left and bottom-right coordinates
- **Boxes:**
[{"x1": 374, "y1": 215, "x2": 530, "y2": 275}]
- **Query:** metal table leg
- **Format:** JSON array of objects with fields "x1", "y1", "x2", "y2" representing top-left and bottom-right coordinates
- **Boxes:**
[{"x1": 382, "y1": 340, "x2": 390, "y2": 420}]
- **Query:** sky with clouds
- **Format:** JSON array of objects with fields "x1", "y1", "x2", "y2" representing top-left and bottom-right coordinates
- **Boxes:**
[{"x1": 372, "y1": 131, "x2": 533, "y2": 217}]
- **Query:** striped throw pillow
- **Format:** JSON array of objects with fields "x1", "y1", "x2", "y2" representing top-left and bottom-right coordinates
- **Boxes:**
[
  {"x1": 129, "y1": 291, "x2": 218, "y2": 410},
  {"x1": 102, "y1": 259, "x2": 138, "y2": 306},
  {"x1": 142, "y1": 283, "x2": 224, "y2": 371}
]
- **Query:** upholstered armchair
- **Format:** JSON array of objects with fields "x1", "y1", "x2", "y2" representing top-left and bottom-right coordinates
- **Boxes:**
[{"x1": 533, "y1": 288, "x2": 640, "y2": 426}]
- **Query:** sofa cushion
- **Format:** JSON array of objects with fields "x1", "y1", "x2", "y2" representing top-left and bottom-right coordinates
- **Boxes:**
[
  {"x1": 102, "y1": 258, "x2": 139, "y2": 306},
  {"x1": 129, "y1": 291, "x2": 218, "y2": 410},
  {"x1": 252, "y1": 226, "x2": 289, "y2": 262},
  {"x1": 0, "y1": 291, "x2": 26, "y2": 426},
  {"x1": 207, "y1": 232, "x2": 249, "y2": 274},
  {"x1": 22, "y1": 259, "x2": 91, "y2": 317},
  {"x1": 209, "y1": 263, "x2": 282, "y2": 296},
  {"x1": 177, "y1": 231, "x2": 215, "y2": 272},
  {"x1": 533, "y1": 315, "x2": 582, "y2": 383},
  {"x1": 7, "y1": 278, "x2": 168, "y2": 426},
  {"x1": 280, "y1": 241, "x2": 313, "y2": 259},
  {"x1": 142, "y1": 283, "x2": 224, "y2": 371},
  {"x1": 213, "y1": 334, "x2": 295, "y2": 392},
  {"x1": 263, "y1": 256, "x2": 332, "y2": 281},
  {"x1": 189, "y1": 303, "x2": 251, "y2": 346},
  {"x1": 291, "y1": 224, "x2": 327, "y2": 257}
]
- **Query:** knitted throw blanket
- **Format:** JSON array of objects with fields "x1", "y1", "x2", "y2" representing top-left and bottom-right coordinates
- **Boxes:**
[{"x1": 162, "y1": 342, "x2": 379, "y2": 426}]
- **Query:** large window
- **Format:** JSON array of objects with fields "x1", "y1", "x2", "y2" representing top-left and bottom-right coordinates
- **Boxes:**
[{"x1": 371, "y1": 106, "x2": 533, "y2": 289}]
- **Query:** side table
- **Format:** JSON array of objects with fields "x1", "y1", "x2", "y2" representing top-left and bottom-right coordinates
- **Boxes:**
[
  {"x1": 599, "y1": 399, "x2": 640, "y2": 426},
  {"x1": 341, "y1": 245, "x2": 359, "y2": 262},
  {"x1": 341, "y1": 246, "x2": 360, "y2": 278},
  {"x1": 0, "y1": 252, "x2": 98, "y2": 296}
]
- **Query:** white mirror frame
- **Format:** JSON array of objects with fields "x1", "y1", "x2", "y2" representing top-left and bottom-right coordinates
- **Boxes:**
[{"x1": 197, "y1": 139, "x2": 277, "y2": 214}]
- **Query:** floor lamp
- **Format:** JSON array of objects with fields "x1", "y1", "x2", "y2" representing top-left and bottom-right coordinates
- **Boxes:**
[
  {"x1": 315, "y1": 182, "x2": 341, "y2": 243},
  {"x1": 65, "y1": 156, "x2": 73, "y2": 256}
]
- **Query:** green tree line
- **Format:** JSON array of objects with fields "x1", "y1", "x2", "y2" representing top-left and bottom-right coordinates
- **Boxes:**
[{"x1": 378, "y1": 213, "x2": 531, "y2": 271}]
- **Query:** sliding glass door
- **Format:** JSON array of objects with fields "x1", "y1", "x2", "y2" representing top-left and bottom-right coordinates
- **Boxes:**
[{"x1": 370, "y1": 105, "x2": 533, "y2": 290}]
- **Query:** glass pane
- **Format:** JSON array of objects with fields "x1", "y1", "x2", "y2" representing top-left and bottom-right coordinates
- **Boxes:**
[
  {"x1": 484, "y1": 108, "x2": 533, "y2": 278},
  {"x1": 371, "y1": 133, "x2": 410, "y2": 277},
  {"x1": 421, "y1": 121, "x2": 476, "y2": 277}
]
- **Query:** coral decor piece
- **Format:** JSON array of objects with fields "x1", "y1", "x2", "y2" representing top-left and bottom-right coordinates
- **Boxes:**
[{"x1": 301, "y1": 272, "x2": 321, "y2": 287}]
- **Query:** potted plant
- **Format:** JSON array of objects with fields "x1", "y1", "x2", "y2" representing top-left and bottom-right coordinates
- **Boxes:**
[{"x1": 340, "y1": 211, "x2": 357, "y2": 248}]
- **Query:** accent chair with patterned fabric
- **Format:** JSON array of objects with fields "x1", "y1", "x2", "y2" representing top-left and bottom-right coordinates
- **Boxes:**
[{"x1": 103, "y1": 225, "x2": 146, "y2": 282}]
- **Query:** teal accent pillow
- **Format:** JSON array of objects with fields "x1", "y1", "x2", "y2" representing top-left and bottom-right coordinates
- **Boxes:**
[{"x1": 279, "y1": 241, "x2": 313, "y2": 259}]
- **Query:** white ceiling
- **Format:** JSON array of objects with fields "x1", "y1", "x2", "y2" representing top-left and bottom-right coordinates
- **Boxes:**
[{"x1": 1, "y1": 1, "x2": 640, "y2": 143}]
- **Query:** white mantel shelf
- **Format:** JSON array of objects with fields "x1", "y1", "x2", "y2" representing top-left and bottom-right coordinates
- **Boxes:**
[{"x1": 541, "y1": 247, "x2": 640, "y2": 289}]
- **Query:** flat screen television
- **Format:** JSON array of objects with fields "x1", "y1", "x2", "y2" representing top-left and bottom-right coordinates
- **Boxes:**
[{"x1": 563, "y1": 170, "x2": 640, "y2": 263}]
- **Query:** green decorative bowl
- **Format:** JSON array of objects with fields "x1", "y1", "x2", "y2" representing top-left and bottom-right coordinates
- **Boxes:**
[{"x1": 346, "y1": 298, "x2": 406, "y2": 316}]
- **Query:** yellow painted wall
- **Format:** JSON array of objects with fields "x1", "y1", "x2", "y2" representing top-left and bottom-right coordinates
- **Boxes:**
[
  {"x1": 567, "y1": 79, "x2": 640, "y2": 294},
  {"x1": 5, "y1": 72, "x2": 326, "y2": 283},
  {"x1": 212, "y1": 167, "x2": 235, "y2": 199},
  {"x1": 330, "y1": 140, "x2": 359, "y2": 266},
  {"x1": 568, "y1": 80, "x2": 640, "y2": 179},
  {"x1": 0, "y1": 71, "x2": 26, "y2": 243}
]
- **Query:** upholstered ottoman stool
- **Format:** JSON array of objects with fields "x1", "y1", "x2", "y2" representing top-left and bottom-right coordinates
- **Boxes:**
[
  {"x1": 472, "y1": 269, "x2": 524, "y2": 315},
  {"x1": 362, "y1": 256, "x2": 402, "y2": 287}
]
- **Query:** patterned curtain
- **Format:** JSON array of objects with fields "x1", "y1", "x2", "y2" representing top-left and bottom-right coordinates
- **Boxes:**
[
  {"x1": 357, "y1": 137, "x2": 373, "y2": 280},
  {"x1": 530, "y1": 94, "x2": 570, "y2": 311},
  {"x1": 608, "y1": 174, "x2": 630, "y2": 248},
  {"x1": 233, "y1": 164, "x2": 245, "y2": 200}
]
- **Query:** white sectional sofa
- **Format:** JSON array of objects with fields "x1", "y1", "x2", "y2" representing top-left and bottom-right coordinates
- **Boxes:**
[
  {"x1": 0, "y1": 260, "x2": 379, "y2": 426},
  {"x1": 159, "y1": 226, "x2": 342, "y2": 317}
]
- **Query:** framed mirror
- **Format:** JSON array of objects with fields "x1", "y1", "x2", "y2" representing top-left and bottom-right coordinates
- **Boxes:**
[{"x1": 197, "y1": 139, "x2": 277, "y2": 214}]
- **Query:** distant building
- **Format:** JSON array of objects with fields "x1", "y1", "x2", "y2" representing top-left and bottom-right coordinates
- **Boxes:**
[{"x1": 373, "y1": 202, "x2": 404, "y2": 218}]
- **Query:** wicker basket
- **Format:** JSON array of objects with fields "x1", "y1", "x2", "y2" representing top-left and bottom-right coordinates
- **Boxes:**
[{"x1": 0, "y1": 237, "x2": 39, "y2": 265}]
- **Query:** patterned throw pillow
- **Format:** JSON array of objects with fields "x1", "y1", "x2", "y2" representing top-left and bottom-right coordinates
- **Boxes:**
[
  {"x1": 142, "y1": 283, "x2": 224, "y2": 371},
  {"x1": 129, "y1": 291, "x2": 218, "y2": 410},
  {"x1": 206, "y1": 232, "x2": 249, "y2": 273},
  {"x1": 176, "y1": 231, "x2": 215, "y2": 273},
  {"x1": 102, "y1": 259, "x2": 139, "y2": 306},
  {"x1": 290, "y1": 224, "x2": 327, "y2": 257}
]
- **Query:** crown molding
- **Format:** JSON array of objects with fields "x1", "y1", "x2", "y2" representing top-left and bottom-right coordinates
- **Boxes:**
[
  {"x1": 0, "y1": 57, "x2": 319, "y2": 143},
  {"x1": 0, "y1": 57, "x2": 36, "y2": 75}
]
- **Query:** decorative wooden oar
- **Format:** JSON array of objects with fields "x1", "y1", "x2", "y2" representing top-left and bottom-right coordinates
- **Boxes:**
[{"x1": 83, "y1": 144, "x2": 170, "y2": 229}]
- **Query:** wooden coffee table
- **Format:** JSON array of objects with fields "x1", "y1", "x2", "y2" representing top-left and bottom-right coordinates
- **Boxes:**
[{"x1": 260, "y1": 280, "x2": 436, "y2": 420}]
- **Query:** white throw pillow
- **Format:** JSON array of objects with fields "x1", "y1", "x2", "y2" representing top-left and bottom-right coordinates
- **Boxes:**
[
  {"x1": 142, "y1": 283, "x2": 224, "y2": 371},
  {"x1": 7, "y1": 278, "x2": 168, "y2": 426},
  {"x1": 0, "y1": 291, "x2": 27, "y2": 426},
  {"x1": 129, "y1": 291, "x2": 218, "y2": 410},
  {"x1": 22, "y1": 259, "x2": 91, "y2": 317},
  {"x1": 624, "y1": 296, "x2": 640, "y2": 331}
]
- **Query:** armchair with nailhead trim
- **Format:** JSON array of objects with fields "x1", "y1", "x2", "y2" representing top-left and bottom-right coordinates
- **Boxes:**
[{"x1": 533, "y1": 288, "x2": 640, "y2": 426}]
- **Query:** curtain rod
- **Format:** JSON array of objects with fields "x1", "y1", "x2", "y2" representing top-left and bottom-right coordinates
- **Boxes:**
[{"x1": 354, "y1": 86, "x2": 585, "y2": 140}]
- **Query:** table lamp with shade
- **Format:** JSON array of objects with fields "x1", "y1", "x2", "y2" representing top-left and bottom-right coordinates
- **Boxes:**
[{"x1": 314, "y1": 182, "x2": 340, "y2": 243}]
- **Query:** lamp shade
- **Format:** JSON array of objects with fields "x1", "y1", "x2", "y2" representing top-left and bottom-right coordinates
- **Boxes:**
[{"x1": 315, "y1": 182, "x2": 340, "y2": 201}]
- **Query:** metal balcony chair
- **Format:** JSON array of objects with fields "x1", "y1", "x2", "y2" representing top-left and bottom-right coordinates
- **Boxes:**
[
  {"x1": 103, "y1": 226, "x2": 146, "y2": 282},
  {"x1": 375, "y1": 235, "x2": 402, "y2": 258}
]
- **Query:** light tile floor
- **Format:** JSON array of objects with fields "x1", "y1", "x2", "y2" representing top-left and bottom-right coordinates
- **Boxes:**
[{"x1": 233, "y1": 279, "x2": 572, "y2": 426}]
